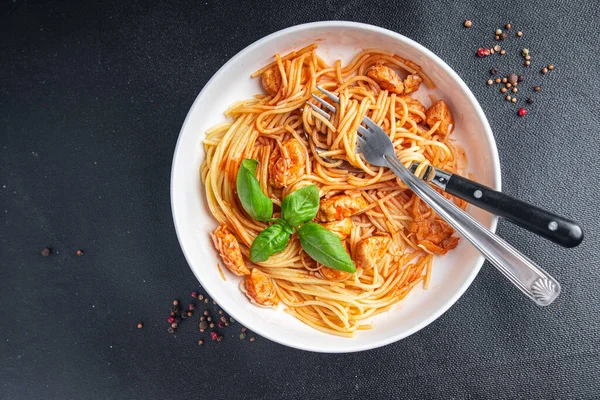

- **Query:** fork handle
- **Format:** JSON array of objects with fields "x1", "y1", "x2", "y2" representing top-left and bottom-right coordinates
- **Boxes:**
[
  {"x1": 445, "y1": 174, "x2": 583, "y2": 248},
  {"x1": 385, "y1": 154, "x2": 561, "y2": 306}
]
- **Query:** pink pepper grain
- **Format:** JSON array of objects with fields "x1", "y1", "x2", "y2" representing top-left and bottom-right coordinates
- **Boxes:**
[
  {"x1": 211, "y1": 332, "x2": 218, "y2": 341},
  {"x1": 477, "y1": 48, "x2": 490, "y2": 57},
  {"x1": 518, "y1": 108, "x2": 527, "y2": 117},
  {"x1": 167, "y1": 316, "x2": 175, "y2": 324}
]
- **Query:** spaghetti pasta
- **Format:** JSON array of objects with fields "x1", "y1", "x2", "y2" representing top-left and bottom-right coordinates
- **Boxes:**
[{"x1": 202, "y1": 45, "x2": 467, "y2": 337}]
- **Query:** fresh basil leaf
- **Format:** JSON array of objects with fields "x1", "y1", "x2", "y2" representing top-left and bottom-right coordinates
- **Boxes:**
[
  {"x1": 297, "y1": 222, "x2": 356, "y2": 273},
  {"x1": 236, "y1": 159, "x2": 273, "y2": 221},
  {"x1": 249, "y1": 223, "x2": 291, "y2": 262},
  {"x1": 281, "y1": 185, "x2": 320, "y2": 227}
]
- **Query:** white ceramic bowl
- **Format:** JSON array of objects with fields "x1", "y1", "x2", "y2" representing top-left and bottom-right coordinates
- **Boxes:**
[{"x1": 171, "y1": 21, "x2": 501, "y2": 353}]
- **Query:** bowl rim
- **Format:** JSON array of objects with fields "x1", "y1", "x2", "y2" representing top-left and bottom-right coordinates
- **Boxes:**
[{"x1": 170, "y1": 21, "x2": 501, "y2": 352}]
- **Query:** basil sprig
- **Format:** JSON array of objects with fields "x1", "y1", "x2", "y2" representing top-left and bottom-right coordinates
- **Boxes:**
[
  {"x1": 236, "y1": 159, "x2": 273, "y2": 221},
  {"x1": 237, "y1": 159, "x2": 356, "y2": 273}
]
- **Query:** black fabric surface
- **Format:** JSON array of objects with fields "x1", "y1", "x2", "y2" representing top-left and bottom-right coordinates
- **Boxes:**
[{"x1": 1, "y1": 0, "x2": 599, "y2": 399}]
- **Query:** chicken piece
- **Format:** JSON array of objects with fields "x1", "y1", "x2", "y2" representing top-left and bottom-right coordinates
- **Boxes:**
[
  {"x1": 409, "y1": 217, "x2": 459, "y2": 255},
  {"x1": 354, "y1": 234, "x2": 392, "y2": 270},
  {"x1": 318, "y1": 193, "x2": 368, "y2": 222},
  {"x1": 211, "y1": 225, "x2": 250, "y2": 276},
  {"x1": 425, "y1": 100, "x2": 454, "y2": 136},
  {"x1": 367, "y1": 64, "x2": 404, "y2": 94},
  {"x1": 403, "y1": 74, "x2": 423, "y2": 94},
  {"x1": 321, "y1": 218, "x2": 353, "y2": 240},
  {"x1": 398, "y1": 96, "x2": 426, "y2": 124},
  {"x1": 268, "y1": 138, "x2": 307, "y2": 188},
  {"x1": 319, "y1": 242, "x2": 352, "y2": 281},
  {"x1": 244, "y1": 268, "x2": 279, "y2": 307},
  {"x1": 261, "y1": 66, "x2": 282, "y2": 96}
]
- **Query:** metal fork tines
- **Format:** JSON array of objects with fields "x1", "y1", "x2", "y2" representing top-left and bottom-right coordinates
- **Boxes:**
[{"x1": 307, "y1": 85, "x2": 561, "y2": 306}]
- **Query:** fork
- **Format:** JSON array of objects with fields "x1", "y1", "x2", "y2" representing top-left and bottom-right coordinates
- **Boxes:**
[{"x1": 310, "y1": 86, "x2": 561, "y2": 306}]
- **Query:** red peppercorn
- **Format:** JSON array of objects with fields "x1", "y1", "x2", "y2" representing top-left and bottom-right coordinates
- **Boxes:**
[
  {"x1": 477, "y1": 48, "x2": 490, "y2": 57},
  {"x1": 218, "y1": 321, "x2": 225, "y2": 328},
  {"x1": 518, "y1": 108, "x2": 527, "y2": 117},
  {"x1": 167, "y1": 316, "x2": 175, "y2": 324},
  {"x1": 211, "y1": 332, "x2": 218, "y2": 341},
  {"x1": 191, "y1": 291, "x2": 197, "y2": 298},
  {"x1": 188, "y1": 303, "x2": 195, "y2": 311}
]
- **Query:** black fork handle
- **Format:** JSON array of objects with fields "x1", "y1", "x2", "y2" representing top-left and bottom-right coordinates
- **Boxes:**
[{"x1": 445, "y1": 174, "x2": 583, "y2": 248}]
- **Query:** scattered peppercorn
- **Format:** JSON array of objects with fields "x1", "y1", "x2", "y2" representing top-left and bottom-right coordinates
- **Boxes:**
[
  {"x1": 535, "y1": 86, "x2": 541, "y2": 91},
  {"x1": 209, "y1": 323, "x2": 215, "y2": 328},
  {"x1": 501, "y1": 87, "x2": 507, "y2": 93},
  {"x1": 218, "y1": 321, "x2": 225, "y2": 328},
  {"x1": 188, "y1": 304, "x2": 196, "y2": 311},
  {"x1": 241, "y1": 327, "x2": 247, "y2": 333},
  {"x1": 511, "y1": 97, "x2": 517, "y2": 103},
  {"x1": 518, "y1": 75, "x2": 524, "y2": 82},
  {"x1": 240, "y1": 332, "x2": 247, "y2": 340},
  {"x1": 506, "y1": 83, "x2": 512, "y2": 88},
  {"x1": 171, "y1": 322, "x2": 178, "y2": 329},
  {"x1": 191, "y1": 291, "x2": 197, "y2": 298},
  {"x1": 505, "y1": 95, "x2": 511, "y2": 101},
  {"x1": 250, "y1": 337, "x2": 255, "y2": 342},
  {"x1": 509, "y1": 73, "x2": 518, "y2": 84},
  {"x1": 500, "y1": 50, "x2": 506, "y2": 55},
  {"x1": 198, "y1": 294, "x2": 204, "y2": 300},
  {"x1": 168, "y1": 316, "x2": 175, "y2": 324},
  {"x1": 524, "y1": 61, "x2": 530, "y2": 67},
  {"x1": 203, "y1": 311, "x2": 209, "y2": 316},
  {"x1": 217, "y1": 336, "x2": 223, "y2": 342},
  {"x1": 76, "y1": 249, "x2": 83, "y2": 256},
  {"x1": 137, "y1": 323, "x2": 143, "y2": 329},
  {"x1": 493, "y1": 45, "x2": 501, "y2": 52},
  {"x1": 186, "y1": 311, "x2": 193, "y2": 317},
  {"x1": 477, "y1": 48, "x2": 491, "y2": 57},
  {"x1": 527, "y1": 96, "x2": 534, "y2": 104},
  {"x1": 501, "y1": 32, "x2": 508, "y2": 40},
  {"x1": 220, "y1": 316, "x2": 227, "y2": 323},
  {"x1": 230, "y1": 318, "x2": 235, "y2": 323},
  {"x1": 41, "y1": 247, "x2": 51, "y2": 257},
  {"x1": 212, "y1": 301, "x2": 216, "y2": 305},
  {"x1": 464, "y1": 20, "x2": 472, "y2": 28},
  {"x1": 541, "y1": 67, "x2": 548, "y2": 74},
  {"x1": 218, "y1": 310, "x2": 223, "y2": 315},
  {"x1": 487, "y1": 79, "x2": 493, "y2": 85},
  {"x1": 512, "y1": 87, "x2": 518, "y2": 93},
  {"x1": 495, "y1": 28, "x2": 502, "y2": 35},
  {"x1": 495, "y1": 35, "x2": 500, "y2": 41},
  {"x1": 495, "y1": 78, "x2": 501, "y2": 83},
  {"x1": 505, "y1": 23, "x2": 511, "y2": 29},
  {"x1": 490, "y1": 67, "x2": 499, "y2": 75},
  {"x1": 199, "y1": 321, "x2": 208, "y2": 330},
  {"x1": 525, "y1": 55, "x2": 531, "y2": 61},
  {"x1": 170, "y1": 311, "x2": 175, "y2": 316},
  {"x1": 517, "y1": 31, "x2": 523, "y2": 37},
  {"x1": 211, "y1": 332, "x2": 218, "y2": 341},
  {"x1": 548, "y1": 64, "x2": 555, "y2": 70},
  {"x1": 521, "y1": 48, "x2": 529, "y2": 56},
  {"x1": 173, "y1": 300, "x2": 179, "y2": 306},
  {"x1": 518, "y1": 108, "x2": 527, "y2": 116},
  {"x1": 207, "y1": 317, "x2": 212, "y2": 322},
  {"x1": 502, "y1": 77, "x2": 508, "y2": 83},
  {"x1": 200, "y1": 316, "x2": 206, "y2": 321},
  {"x1": 198, "y1": 339, "x2": 204, "y2": 345},
  {"x1": 490, "y1": 48, "x2": 495, "y2": 54},
  {"x1": 167, "y1": 327, "x2": 174, "y2": 334}
]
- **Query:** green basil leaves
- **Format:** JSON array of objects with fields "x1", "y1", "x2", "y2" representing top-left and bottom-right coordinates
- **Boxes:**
[
  {"x1": 237, "y1": 159, "x2": 355, "y2": 272},
  {"x1": 236, "y1": 159, "x2": 273, "y2": 222},
  {"x1": 250, "y1": 223, "x2": 291, "y2": 262},
  {"x1": 281, "y1": 184, "x2": 320, "y2": 227},
  {"x1": 297, "y1": 222, "x2": 356, "y2": 273}
]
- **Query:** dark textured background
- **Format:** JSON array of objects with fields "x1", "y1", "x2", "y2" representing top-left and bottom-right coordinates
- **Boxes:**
[{"x1": 1, "y1": 0, "x2": 599, "y2": 399}]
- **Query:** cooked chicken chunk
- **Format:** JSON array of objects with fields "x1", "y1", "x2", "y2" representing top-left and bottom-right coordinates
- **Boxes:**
[
  {"x1": 354, "y1": 234, "x2": 392, "y2": 270},
  {"x1": 403, "y1": 74, "x2": 423, "y2": 94},
  {"x1": 268, "y1": 138, "x2": 306, "y2": 188},
  {"x1": 425, "y1": 100, "x2": 454, "y2": 136},
  {"x1": 321, "y1": 218, "x2": 353, "y2": 240},
  {"x1": 211, "y1": 225, "x2": 250, "y2": 276},
  {"x1": 318, "y1": 193, "x2": 368, "y2": 222},
  {"x1": 261, "y1": 66, "x2": 282, "y2": 96},
  {"x1": 367, "y1": 64, "x2": 404, "y2": 94},
  {"x1": 244, "y1": 268, "x2": 279, "y2": 307}
]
